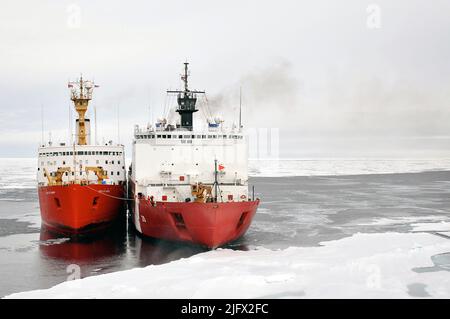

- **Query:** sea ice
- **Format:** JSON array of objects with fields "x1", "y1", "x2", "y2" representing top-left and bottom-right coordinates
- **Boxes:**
[{"x1": 5, "y1": 232, "x2": 450, "y2": 299}]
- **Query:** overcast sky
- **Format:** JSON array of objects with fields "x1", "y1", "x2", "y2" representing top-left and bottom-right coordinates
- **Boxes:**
[{"x1": 1, "y1": 0, "x2": 450, "y2": 158}]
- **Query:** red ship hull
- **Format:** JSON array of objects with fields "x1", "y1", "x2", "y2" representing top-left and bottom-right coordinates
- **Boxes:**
[
  {"x1": 132, "y1": 199, "x2": 259, "y2": 248},
  {"x1": 38, "y1": 184, "x2": 125, "y2": 235}
]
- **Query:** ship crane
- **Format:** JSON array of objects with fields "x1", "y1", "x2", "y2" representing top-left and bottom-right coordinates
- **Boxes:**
[
  {"x1": 85, "y1": 166, "x2": 108, "y2": 183},
  {"x1": 44, "y1": 167, "x2": 71, "y2": 186},
  {"x1": 191, "y1": 183, "x2": 213, "y2": 203}
]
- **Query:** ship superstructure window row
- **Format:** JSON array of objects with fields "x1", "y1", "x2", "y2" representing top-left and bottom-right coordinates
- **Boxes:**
[
  {"x1": 135, "y1": 134, "x2": 243, "y2": 140},
  {"x1": 38, "y1": 151, "x2": 124, "y2": 157}
]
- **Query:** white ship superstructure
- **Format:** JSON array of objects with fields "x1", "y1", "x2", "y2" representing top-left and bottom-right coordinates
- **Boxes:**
[
  {"x1": 37, "y1": 144, "x2": 125, "y2": 186},
  {"x1": 131, "y1": 125, "x2": 249, "y2": 203}
]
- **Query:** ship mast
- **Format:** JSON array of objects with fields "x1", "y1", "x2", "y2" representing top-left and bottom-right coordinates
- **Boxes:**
[
  {"x1": 167, "y1": 62, "x2": 205, "y2": 131},
  {"x1": 183, "y1": 62, "x2": 189, "y2": 92},
  {"x1": 239, "y1": 86, "x2": 242, "y2": 131},
  {"x1": 68, "y1": 76, "x2": 98, "y2": 145}
]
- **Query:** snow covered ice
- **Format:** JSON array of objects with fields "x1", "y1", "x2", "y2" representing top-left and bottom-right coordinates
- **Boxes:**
[{"x1": 6, "y1": 231, "x2": 450, "y2": 299}]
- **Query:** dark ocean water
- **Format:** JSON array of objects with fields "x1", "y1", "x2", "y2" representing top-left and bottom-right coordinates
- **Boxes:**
[{"x1": 1, "y1": 171, "x2": 450, "y2": 297}]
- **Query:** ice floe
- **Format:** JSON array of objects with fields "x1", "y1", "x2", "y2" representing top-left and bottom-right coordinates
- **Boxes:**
[{"x1": 5, "y1": 232, "x2": 450, "y2": 299}]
